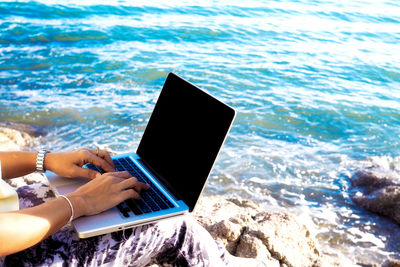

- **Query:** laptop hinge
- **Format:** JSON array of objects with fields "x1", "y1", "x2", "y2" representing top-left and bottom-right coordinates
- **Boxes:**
[{"x1": 137, "y1": 159, "x2": 184, "y2": 201}]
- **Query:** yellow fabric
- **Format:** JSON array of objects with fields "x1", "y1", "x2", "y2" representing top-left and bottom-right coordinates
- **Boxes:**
[{"x1": 0, "y1": 165, "x2": 19, "y2": 212}]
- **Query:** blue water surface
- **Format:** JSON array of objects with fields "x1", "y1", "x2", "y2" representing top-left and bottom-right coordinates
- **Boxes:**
[{"x1": 1, "y1": 0, "x2": 400, "y2": 265}]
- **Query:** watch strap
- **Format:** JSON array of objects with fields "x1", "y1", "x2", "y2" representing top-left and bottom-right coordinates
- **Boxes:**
[{"x1": 36, "y1": 150, "x2": 49, "y2": 172}]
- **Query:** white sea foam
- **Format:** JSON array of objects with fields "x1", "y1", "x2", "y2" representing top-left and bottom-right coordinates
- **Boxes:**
[{"x1": 2, "y1": 0, "x2": 400, "y2": 264}]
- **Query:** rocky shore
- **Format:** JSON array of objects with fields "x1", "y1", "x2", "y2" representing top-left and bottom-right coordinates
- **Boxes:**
[
  {"x1": 349, "y1": 166, "x2": 400, "y2": 267},
  {"x1": 0, "y1": 122, "x2": 39, "y2": 151},
  {"x1": 351, "y1": 166, "x2": 400, "y2": 226},
  {"x1": 192, "y1": 196, "x2": 337, "y2": 267},
  {"x1": 0, "y1": 123, "x2": 46, "y2": 187},
  {"x1": 0, "y1": 124, "x2": 339, "y2": 266}
]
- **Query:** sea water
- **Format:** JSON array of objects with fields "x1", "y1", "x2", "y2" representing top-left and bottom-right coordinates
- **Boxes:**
[{"x1": 1, "y1": 0, "x2": 400, "y2": 265}]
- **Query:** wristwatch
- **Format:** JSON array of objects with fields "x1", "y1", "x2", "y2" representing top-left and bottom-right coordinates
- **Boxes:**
[{"x1": 36, "y1": 149, "x2": 50, "y2": 172}]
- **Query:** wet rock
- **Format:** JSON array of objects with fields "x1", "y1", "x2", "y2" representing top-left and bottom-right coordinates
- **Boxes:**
[
  {"x1": 193, "y1": 196, "x2": 334, "y2": 267},
  {"x1": 0, "y1": 122, "x2": 46, "y2": 137},
  {"x1": 351, "y1": 166, "x2": 400, "y2": 224}
]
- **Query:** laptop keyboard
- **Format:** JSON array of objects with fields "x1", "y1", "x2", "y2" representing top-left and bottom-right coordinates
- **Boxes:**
[{"x1": 85, "y1": 157, "x2": 174, "y2": 218}]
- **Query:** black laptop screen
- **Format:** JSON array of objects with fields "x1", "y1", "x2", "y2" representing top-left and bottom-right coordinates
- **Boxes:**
[{"x1": 136, "y1": 73, "x2": 235, "y2": 211}]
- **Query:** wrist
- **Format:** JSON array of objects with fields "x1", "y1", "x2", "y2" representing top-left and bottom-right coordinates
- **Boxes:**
[
  {"x1": 42, "y1": 151, "x2": 54, "y2": 173},
  {"x1": 59, "y1": 195, "x2": 74, "y2": 223},
  {"x1": 36, "y1": 150, "x2": 51, "y2": 172},
  {"x1": 65, "y1": 192, "x2": 86, "y2": 219}
]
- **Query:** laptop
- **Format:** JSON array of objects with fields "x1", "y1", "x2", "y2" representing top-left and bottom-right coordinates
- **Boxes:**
[{"x1": 46, "y1": 72, "x2": 236, "y2": 238}]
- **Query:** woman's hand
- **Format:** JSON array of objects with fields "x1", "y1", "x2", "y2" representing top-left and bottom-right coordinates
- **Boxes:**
[
  {"x1": 44, "y1": 148, "x2": 115, "y2": 179},
  {"x1": 67, "y1": 171, "x2": 149, "y2": 218},
  {"x1": 0, "y1": 171, "x2": 149, "y2": 257}
]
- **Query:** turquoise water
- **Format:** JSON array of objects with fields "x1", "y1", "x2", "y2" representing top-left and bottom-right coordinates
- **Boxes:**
[{"x1": 1, "y1": 0, "x2": 400, "y2": 264}]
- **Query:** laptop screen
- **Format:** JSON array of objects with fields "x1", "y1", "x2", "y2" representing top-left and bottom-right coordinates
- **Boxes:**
[{"x1": 137, "y1": 73, "x2": 236, "y2": 211}]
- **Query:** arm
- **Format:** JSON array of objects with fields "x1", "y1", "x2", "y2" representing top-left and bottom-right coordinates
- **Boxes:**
[
  {"x1": 0, "y1": 195, "x2": 72, "y2": 256},
  {"x1": 0, "y1": 152, "x2": 37, "y2": 179},
  {"x1": 0, "y1": 171, "x2": 149, "y2": 257},
  {"x1": 0, "y1": 148, "x2": 115, "y2": 180}
]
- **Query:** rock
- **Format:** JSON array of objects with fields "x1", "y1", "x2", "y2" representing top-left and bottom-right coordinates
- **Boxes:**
[
  {"x1": 350, "y1": 166, "x2": 400, "y2": 224},
  {"x1": 384, "y1": 258, "x2": 400, "y2": 267},
  {"x1": 193, "y1": 196, "x2": 331, "y2": 267},
  {"x1": 0, "y1": 126, "x2": 36, "y2": 151},
  {"x1": 0, "y1": 122, "x2": 46, "y2": 137},
  {"x1": 0, "y1": 124, "x2": 47, "y2": 186}
]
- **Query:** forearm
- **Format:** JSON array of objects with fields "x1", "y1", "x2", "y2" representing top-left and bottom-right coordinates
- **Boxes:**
[
  {"x1": 0, "y1": 148, "x2": 116, "y2": 180},
  {"x1": 0, "y1": 152, "x2": 37, "y2": 179},
  {"x1": 0, "y1": 195, "x2": 83, "y2": 257},
  {"x1": 0, "y1": 171, "x2": 147, "y2": 256}
]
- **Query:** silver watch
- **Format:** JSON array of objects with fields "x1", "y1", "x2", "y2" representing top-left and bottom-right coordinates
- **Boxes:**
[{"x1": 36, "y1": 150, "x2": 50, "y2": 172}]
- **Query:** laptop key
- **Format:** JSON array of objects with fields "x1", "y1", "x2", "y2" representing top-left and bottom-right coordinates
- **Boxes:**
[
  {"x1": 85, "y1": 163, "x2": 105, "y2": 174},
  {"x1": 114, "y1": 157, "x2": 175, "y2": 211},
  {"x1": 148, "y1": 189, "x2": 169, "y2": 210},
  {"x1": 126, "y1": 197, "x2": 151, "y2": 214},
  {"x1": 142, "y1": 194, "x2": 161, "y2": 212},
  {"x1": 151, "y1": 186, "x2": 174, "y2": 208},
  {"x1": 116, "y1": 204, "x2": 131, "y2": 218},
  {"x1": 136, "y1": 199, "x2": 152, "y2": 213},
  {"x1": 114, "y1": 163, "x2": 124, "y2": 172},
  {"x1": 125, "y1": 199, "x2": 143, "y2": 215}
]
